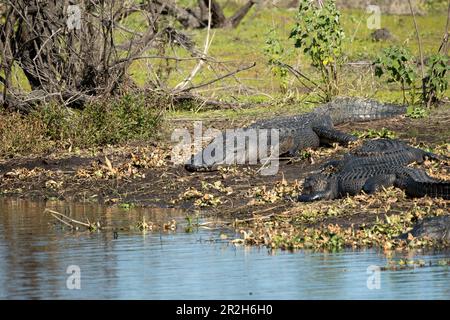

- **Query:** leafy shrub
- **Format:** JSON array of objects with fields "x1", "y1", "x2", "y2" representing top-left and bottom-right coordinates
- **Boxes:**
[
  {"x1": 352, "y1": 128, "x2": 397, "y2": 139},
  {"x1": 0, "y1": 94, "x2": 163, "y2": 156},
  {"x1": 406, "y1": 105, "x2": 428, "y2": 119},
  {"x1": 79, "y1": 94, "x2": 162, "y2": 146},
  {"x1": 290, "y1": 0, "x2": 345, "y2": 101},
  {"x1": 374, "y1": 46, "x2": 418, "y2": 104},
  {"x1": 423, "y1": 54, "x2": 450, "y2": 106},
  {"x1": 264, "y1": 28, "x2": 289, "y2": 93},
  {"x1": 375, "y1": 46, "x2": 449, "y2": 107}
]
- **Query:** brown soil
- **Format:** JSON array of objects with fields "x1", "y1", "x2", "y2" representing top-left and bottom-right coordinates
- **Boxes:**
[{"x1": 0, "y1": 106, "x2": 449, "y2": 229}]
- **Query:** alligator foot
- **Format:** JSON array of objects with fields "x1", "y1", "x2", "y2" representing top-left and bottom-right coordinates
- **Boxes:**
[
  {"x1": 362, "y1": 174, "x2": 396, "y2": 194},
  {"x1": 313, "y1": 126, "x2": 358, "y2": 146}
]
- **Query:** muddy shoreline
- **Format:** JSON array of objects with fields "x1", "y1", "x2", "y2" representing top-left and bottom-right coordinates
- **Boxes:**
[{"x1": 1, "y1": 107, "x2": 449, "y2": 250}]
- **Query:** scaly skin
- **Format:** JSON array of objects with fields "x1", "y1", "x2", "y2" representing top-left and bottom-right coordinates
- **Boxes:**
[
  {"x1": 298, "y1": 139, "x2": 449, "y2": 202},
  {"x1": 185, "y1": 97, "x2": 406, "y2": 172},
  {"x1": 320, "y1": 139, "x2": 440, "y2": 172}
]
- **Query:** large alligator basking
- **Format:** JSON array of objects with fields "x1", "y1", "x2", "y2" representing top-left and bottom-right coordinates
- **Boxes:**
[
  {"x1": 185, "y1": 97, "x2": 406, "y2": 171},
  {"x1": 298, "y1": 139, "x2": 450, "y2": 202}
]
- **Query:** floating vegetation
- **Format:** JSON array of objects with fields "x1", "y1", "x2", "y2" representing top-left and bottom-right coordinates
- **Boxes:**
[
  {"x1": 231, "y1": 187, "x2": 449, "y2": 251},
  {"x1": 381, "y1": 258, "x2": 450, "y2": 271},
  {"x1": 136, "y1": 216, "x2": 154, "y2": 231},
  {"x1": 163, "y1": 219, "x2": 177, "y2": 231}
]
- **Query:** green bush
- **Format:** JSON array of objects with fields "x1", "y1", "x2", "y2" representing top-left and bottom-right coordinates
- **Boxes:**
[
  {"x1": 35, "y1": 103, "x2": 74, "y2": 142},
  {"x1": 423, "y1": 54, "x2": 449, "y2": 106},
  {"x1": 264, "y1": 28, "x2": 289, "y2": 93},
  {"x1": 290, "y1": 0, "x2": 345, "y2": 101},
  {"x1": 374, "y1": 46, "x2": 418, "y2": 105},
  {"x1": 0, "y1": 94, "x2": 163, "y2": 156},
  {"x1": 374, "y1": 47, "x2": 449, "y2": 107},
  {"x1": 79, "y1": 94, "x2": 162, "y2": 146},
  {"x1": 406, "y1": 105, "x2": 428, "y2": 119}
]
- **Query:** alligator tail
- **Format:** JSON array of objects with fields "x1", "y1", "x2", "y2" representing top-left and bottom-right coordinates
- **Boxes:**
[
  {"x1": 405, "y1": 180, "x2": 450, "y2": 200},
  {"x1": 319, "y1": 97, "x2": 407, "y2": 125},
  {"x1": 425, "y1": 151, "x2": 450, "y2": 162}
]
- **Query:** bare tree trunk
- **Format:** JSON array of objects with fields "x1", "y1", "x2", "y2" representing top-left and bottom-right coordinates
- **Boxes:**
[
  {"x1": 154, "y1": 0, "x2": 204, "y2": 29},
  {"x1": 227, "y1": 0, "x2": 256, "y2": 28},
  {"x1": 155, "y1": 0, "x2": 255, "y2": 29},
  {"x1": 204, "y1": 0, "x2": 227, "y2": 27},
  {"x1": 0, "y1": 0, "x2": 254, "y2": 112},
  {"x1": 0, "y1": 0, "x2": 166, "y2": 111},
  {"x1": 198, "y1": 0, "x2": 209, "y2": 23}
]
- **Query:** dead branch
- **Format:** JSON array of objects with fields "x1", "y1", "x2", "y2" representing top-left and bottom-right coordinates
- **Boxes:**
[
  {"x1": 44, "y1": 208, "x2": 97, "y2": 229},
  {"x1": 0, "y1": 0, "x2": 256, "y2": 112},
  {"x1": 176, "y1": 62, "x2": 256, "y2": 93},
  {"x1": 174, "y1": 1, "x2": 214, "y2": 91}
]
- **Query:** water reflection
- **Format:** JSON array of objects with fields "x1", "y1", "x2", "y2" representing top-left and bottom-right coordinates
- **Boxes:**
[{"x1": 0, "y1": 199, "x2": 449, "y2": 299}]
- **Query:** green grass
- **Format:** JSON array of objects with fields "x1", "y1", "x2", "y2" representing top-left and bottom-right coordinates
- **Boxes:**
[
  {"x1": 145, "y1": 6, "x2": 447, "y2": 120},
  {"x1": 4, "y1": 6, "x2": 447, "y2": 105},
  {"x1": 1, "y1": 4, "x2": 448, "y2": 153}
]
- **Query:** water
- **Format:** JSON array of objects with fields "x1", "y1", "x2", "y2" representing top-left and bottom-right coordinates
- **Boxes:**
[{"x1": 0, "y1": 199, "x2": 449, "y2": 300}]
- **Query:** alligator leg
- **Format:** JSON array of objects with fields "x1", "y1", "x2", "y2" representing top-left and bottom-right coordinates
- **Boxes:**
[
  {"x1": 424, "y1": 151, "x2": 449, "y2": 162},
  {"x1": 313, "y1": 126, "x2": 358, "y2": 146},
  {"x1": 362, "y1": 174, "x2": 397, "y2": 194}
]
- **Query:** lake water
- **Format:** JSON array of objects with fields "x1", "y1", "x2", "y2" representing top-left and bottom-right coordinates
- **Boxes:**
[{"x1": 0, "y1": 199, "x2": 449, "y2": 300}]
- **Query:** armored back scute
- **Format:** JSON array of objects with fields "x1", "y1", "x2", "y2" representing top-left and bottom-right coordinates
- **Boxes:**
[
  {"x1": 321, "y1": 97, "x2": 407, "y2": 125},
  {"x1": 299, "y1": 140, "x2": 450, "y2": 202},
  {"x1": 185, "y1": 97, "x2": 408, "y2": 172}
]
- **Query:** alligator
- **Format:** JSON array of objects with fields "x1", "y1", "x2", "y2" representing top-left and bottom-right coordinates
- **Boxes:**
[
  {"x1": 400, "y1": 216, "x2": 450, "y2": 241},
  {"x1": 318, "y1": 139, "x2": 442, "y2": 172},
  {"x1": 298, "y1": 139, "x2": 450, "y2": 202},
  {"x1": 185, "y1": 97, "x2": 406, "y2": 172}
]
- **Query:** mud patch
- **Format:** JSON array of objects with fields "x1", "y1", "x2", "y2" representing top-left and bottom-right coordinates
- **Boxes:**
[{"x1": 1, "y1": 106, "x2": 449, "y2": 250}]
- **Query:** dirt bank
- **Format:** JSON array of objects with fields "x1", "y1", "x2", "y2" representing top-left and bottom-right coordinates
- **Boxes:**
[{"x1": 0, "y1": 105, "x2": 449, "y2": 250}]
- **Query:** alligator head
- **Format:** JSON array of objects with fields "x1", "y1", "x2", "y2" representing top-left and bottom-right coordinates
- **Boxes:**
[
  {"x1": 298, "y1": 173, "x2": 336, "y2": 202},
  {"x1": 303, "y1": 174, "x2": 329, "y2": 193}
]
